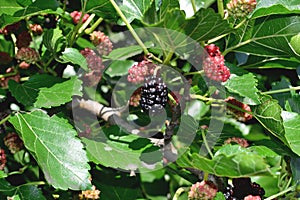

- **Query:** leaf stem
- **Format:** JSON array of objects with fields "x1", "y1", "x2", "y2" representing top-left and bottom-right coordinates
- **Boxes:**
[
  {"x1": 85, "y1": 16, "x2": 103, "y2": 34},
  {"x1": 172, "y1": 187, "x2": 189, "y2": 200},
  {"x1": 222, "y1": 39, "x2": 251, "y2": 56},
  {"x1": 78, "y1": 13, "x2": 95, "y2": 34},
  {"x1": 0, "y1": 114, "x2": 10, "y2": 125},
  {"x1": 202, "y1": 129, "x2": 214, "y2": 158},
  {"x1": 217, "y1": 0, "x2": 224, "y2": 18},
  {"x1": 163, "y1": 51, "x2": 174, "y2": 65},
  {"x1": 0, "y1": 71, "x2": 18, "y2": 79},
  {"x1": 264, "y1": 185, "x2": 296, "y2": 200},
  {"x1": 262, "y1": 86, "x2": 300, "y2": 95},
  {"x1": 184, "y1": 70, "x2": 204, "y2": 76},
  {"x1": 109, "y1": 0, "x2": 149, "y2": 55},
  {"x1": 191, "y1": 0, "x2": 197, "y2": 14}
]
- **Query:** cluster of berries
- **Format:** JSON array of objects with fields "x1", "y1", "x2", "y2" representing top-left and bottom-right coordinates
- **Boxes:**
[
  {"x1": 188, "y1": 180, "x2": 218, "y2": 200},
  {"x1": 0, "y1": 149, "x2": 6, "y2": 171},
  {"x1": 70, "y1": 11, "x2": 90, "y2": 24},
  {"x1": 203, "y1": 44, "x2": 230, "y2": 82},
  {"x1": 4, "y1": 132, "x2": 24, "y2": 154},
  {"x1": 127, "y1": 60, "x2": 156, "y2": 84},
  {"x1": 224, "y1": 137, "x2": 249, "y2": 148},
  {"x1": 225, "y1": 97, "x2": 252, "y2": 122},
  {"x1": 226, "y1": 0, "x2": 257, "y2": 18},
  {"x1": 224, "y1": 178, "x2": 265, "y2": 200},
  {"x1": 80, "y1": 31, "x2": 113, "y2": 87},
  {"x1": 0, "y1": 21, "x2": 41, "y2": 70},
  {"x1": 90, "y1": 31, "x2": 113, "y2": 56}
]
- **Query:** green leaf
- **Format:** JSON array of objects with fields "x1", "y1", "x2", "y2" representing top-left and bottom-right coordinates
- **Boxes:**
[
  {"x1": 184, "y1": 100, "x2": 210, "y2": 120},
  {"x1": 105, "y1": 44, "x2": 151, "y2": 60},
  {"x1": 8, "y1": 74, "x2": 63, "y2": 107},
  {"x1": 9, "y1": 110, "x2": 91, "y2": 190},
  {"x1": 83, "y1": 127, "x2": 162, "y2": 171},
  {"x1": 158, "y1": 0, "x2": 179, "y2": 20},
  {"x1": 0, "y1": 179, "x2": 15, "y2": 197},
  {"x1": 86, "y1": 0, "x2": 117, "y2": 21},
  {"x1": 120, "y1": 0, "x2": 152, "y2": 23},
  {"x1": 16, "y1": 185, "x2": 46, "y2": 200},
  {"x1": 251, "y1": 0, "x2": 300, "y2": 19},
  {"x1": 34, "y1": 77, "x2": 82, "y2": 108},
  {"x1": 233, "y1": 15, "x2": 300, "y2": 59},
  {"x1": 105, "y1": 60, "x2": 135, "y2": 78},
  {"x1": 177, "y1": 145, "x2": 273, "y2": 177},
  {"x1": 93, "y1": 169, "x2": 142, "y2": 200},
  {"x1": 251, "y1": 94, "x2": 287, "y2": 145},
  {"x1": 0, "y1": 0, "x2": 60, "y2": 28},
  {"x1": 282, "y1": 111, "x2": 300, "y2": 156},
  {"x1": 59, "y1": 48, "x2": 88, "y2": 71},
  {"x1": 184, "y1": 8, "x2": 233, "y2": 42},
  {"x1": 225, "y1": 73, "x2": 260, "y2": 105},
  {"x1": 270, "y1": 77, "x2": 292, "y2": 107},
  {"x1": 43, "y1": 28, "x2": 64, "y2": 53}
]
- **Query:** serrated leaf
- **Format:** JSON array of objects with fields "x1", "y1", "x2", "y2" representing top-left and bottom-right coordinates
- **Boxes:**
[
  {"x1": 177, "y1": 145, "x2": 272, "y2": 177},
  {"x1": 34, "y1": 76, "x2": 82, "y2": 108},
  {"x1": 120, "y1": 0, "x2": 152, "y2": 23},
  {"x1": 9, "y1": 110, "x2": 91, "y2": 190},
  {"x1": 59, "y1": 48, "x2": 88, "y2": 71},
  {"x1": 105, "y1": 60, "x2": 135, "y2": 77},
  {"x1": 233, "y1": 15, "x2": 300, "y2": 59},
  {"x1": 251, "y1": 94, "x2": 287, "y2": 145},
  {"x1": 251, "y1": 0, "x2": 300, "y2": 19},
  {"x1": 282, "y1": 111, "x2": 300, "y2": 156},
  {"x1": 86, "y1": 0, "x2": 117, "y2": 21},
  {"x1": 8, "y1": 74, "x2": 63, "y2": 107},
  {"x1": 225, "y1": 73, "x2": 260, "y2": 105}
]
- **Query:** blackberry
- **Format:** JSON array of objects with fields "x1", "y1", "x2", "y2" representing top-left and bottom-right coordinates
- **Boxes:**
[
  {"x1": 251, "y1": 182, "x2": 265, "y2": 198},
  {"x1": 140, "y1": 76, "x2": 168, "y2": 113},
  {"x1": 223, "y1": 185, "x2": 236, "y2": 200}
]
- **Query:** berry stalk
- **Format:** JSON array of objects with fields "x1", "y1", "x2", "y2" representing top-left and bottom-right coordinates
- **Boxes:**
[
  {"x1": 262, "y1": 86, "x2": 300, "y2": 95},
  {"x1": 109, "y1": 0, "x2": 149, "y2": 55}
]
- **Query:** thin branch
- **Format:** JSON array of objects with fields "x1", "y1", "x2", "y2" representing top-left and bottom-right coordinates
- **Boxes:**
[
  {"x1": 262, "y1": 86, "x2": 300, "y2": 95},
  {"x1": 109, "y1": 0, "x2": 149, "y2": 55}
]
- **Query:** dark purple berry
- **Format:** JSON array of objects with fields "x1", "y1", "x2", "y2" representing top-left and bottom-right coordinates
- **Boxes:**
[{"x1": 140, "y1": 76, "x2": 168, "y2": 114}]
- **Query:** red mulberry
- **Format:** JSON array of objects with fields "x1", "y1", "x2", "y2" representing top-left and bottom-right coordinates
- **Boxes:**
[
  {"x1": 0, "y1": 149, "x2": 6, "y2": 170},
  {"x1": 188, "y1": 181, "x2": 218, "y2": 200},
  {"x1": 127, "y1": 60, "x2": 156, "y2": 84},
  {"x1": 225, "y1": 97, "x2": 252, "y2": 122},
  {"x1": 70, "y1": 11, "x2": 90, "y2": 24},
  {"x1": 16, "y1": 47, "x2": 39, "y2": 64},
  {"x1": 4, "y1": 132, "x2": 24, "y2": 154},
  {"x1": 226, "y1": 0, "x2": 257, "y2": 17},
  {"x1": 16, "y1": 31, "x2": 32, "y2": 48},
  {"x1": 90, "y1": 31, "x2": 113, "y2": 56},
  {"x1": 203, "y1": 44, "x2": 230, "y2": 82},
  {"x1": 80, "y1": 48, "x2": 104, "y2": 71}
]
